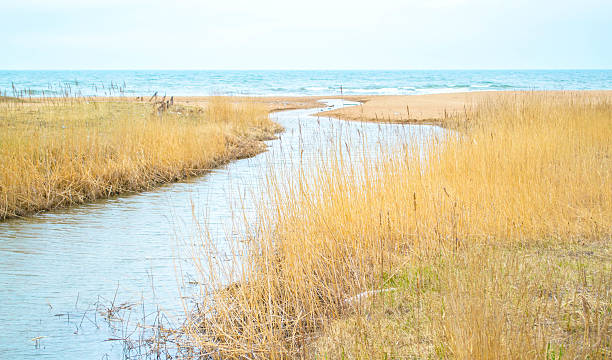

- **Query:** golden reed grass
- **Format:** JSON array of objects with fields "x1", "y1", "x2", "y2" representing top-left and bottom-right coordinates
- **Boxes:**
[
  {"x1": 184, "y1": 92, "x2": 611, "y2": 359},
  {"x1": 0, "y1": 96, "x2": 278, "y2": 219}
]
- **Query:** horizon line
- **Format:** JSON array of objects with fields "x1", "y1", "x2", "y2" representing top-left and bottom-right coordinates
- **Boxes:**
[{"x1": 1, "y1": 68, "x2": 611, "y2": 72}]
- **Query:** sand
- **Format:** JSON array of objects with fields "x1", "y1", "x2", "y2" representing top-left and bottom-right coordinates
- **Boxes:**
[
  {"x1": 314, "y1": 90, "x2": 612, "y2": 124},
  {"x1": 170, "y1": 95, "x2": 367, "y2": 113}
]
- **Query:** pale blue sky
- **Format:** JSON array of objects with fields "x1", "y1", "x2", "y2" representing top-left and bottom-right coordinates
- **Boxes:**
[{"x1": 1, "y1": 0, "x2": 610, "y2": 70}]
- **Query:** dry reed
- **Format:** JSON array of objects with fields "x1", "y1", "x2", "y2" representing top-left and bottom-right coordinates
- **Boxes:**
[
  {"x1": 182, "y1": 92, "x2": 611, "y2": 359},
  {"x1": 0, "y1": 96, "x2": 278, "y2": 219}
]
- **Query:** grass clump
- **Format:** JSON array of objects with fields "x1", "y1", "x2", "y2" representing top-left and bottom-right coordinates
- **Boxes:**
[
  {"x1": 0, "y1": 96, "x2": 279, "y2": 219},
  {"x1": 181, "y1": 92, "x2": 611, "y2": 359}
]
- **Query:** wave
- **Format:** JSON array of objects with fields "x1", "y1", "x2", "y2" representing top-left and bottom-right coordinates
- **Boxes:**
[{"x1": 2, "y1": 70, "x2": 610, "y2": 97}]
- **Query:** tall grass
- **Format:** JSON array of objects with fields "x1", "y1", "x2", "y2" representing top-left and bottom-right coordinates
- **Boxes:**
[
  {"x1": 0, "y1": 96, "x2": 278, "y2": 219},
  {"x1": 183, "y1": 92, "x2": 611, "y2": 358}
]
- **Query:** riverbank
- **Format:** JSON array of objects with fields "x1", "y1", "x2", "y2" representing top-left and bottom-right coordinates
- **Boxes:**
[
  {"x1": 0, "y1": 94, "x2": 374, "y2": 220},
  {"x1": 0, "y1": 96, "x2": 279, "y2": 220},
  {"x1": 180, "y1": 91, "x2": 612, "y2": 359}
]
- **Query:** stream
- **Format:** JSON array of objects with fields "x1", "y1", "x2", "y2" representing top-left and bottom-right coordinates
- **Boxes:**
[{"x1": 0, "y1": 100, "x2": 443, "y2": 359}]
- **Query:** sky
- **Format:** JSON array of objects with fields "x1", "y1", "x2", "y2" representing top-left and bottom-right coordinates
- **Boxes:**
[{"x1": 1, "y1": 0, "x2": 610, "y2": 70}]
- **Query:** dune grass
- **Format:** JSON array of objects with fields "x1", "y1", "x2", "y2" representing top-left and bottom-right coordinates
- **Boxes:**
[
  {"x1": 183, "y1": 92, "x2": 611, "y2": 359},
  {"x1": 0, "y1": 96, "x2": 279, "y2": 219},
  {"x1": 313, "y1": 240, "x2": 611, "y2": 359}
]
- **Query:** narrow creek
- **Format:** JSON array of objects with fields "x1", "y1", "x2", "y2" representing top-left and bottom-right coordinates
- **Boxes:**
[{"x1": 0, "y1": 100, "x2": 443, "y2": 359}]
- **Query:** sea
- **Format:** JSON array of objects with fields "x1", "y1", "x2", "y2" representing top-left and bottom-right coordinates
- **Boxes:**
[{"x1": 1, "y1": 70, "x2": 611, "y2": 98}]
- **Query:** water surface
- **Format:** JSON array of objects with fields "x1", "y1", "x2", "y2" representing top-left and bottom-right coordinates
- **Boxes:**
[{"x1": 1, "y1": 70, "x2": 610, "y2": 97}]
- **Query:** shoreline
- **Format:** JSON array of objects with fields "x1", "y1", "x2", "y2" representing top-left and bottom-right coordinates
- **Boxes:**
[{"x1": 21, "y1": 89, "x2": 612, "y2": 113}]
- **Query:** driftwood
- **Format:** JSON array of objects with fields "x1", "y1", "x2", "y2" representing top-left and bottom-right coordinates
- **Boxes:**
[
  {"x1": 148, "y1": 92, "x2": 175, "y2": 115},
  {"x1": 344, "y1": 287, "x2": 397, "y2": 305}
]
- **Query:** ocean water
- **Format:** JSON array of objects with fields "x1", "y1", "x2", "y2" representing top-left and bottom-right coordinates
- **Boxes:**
[{"x1": 1, "y1": 70, "x2": 610, "y2": 97}]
